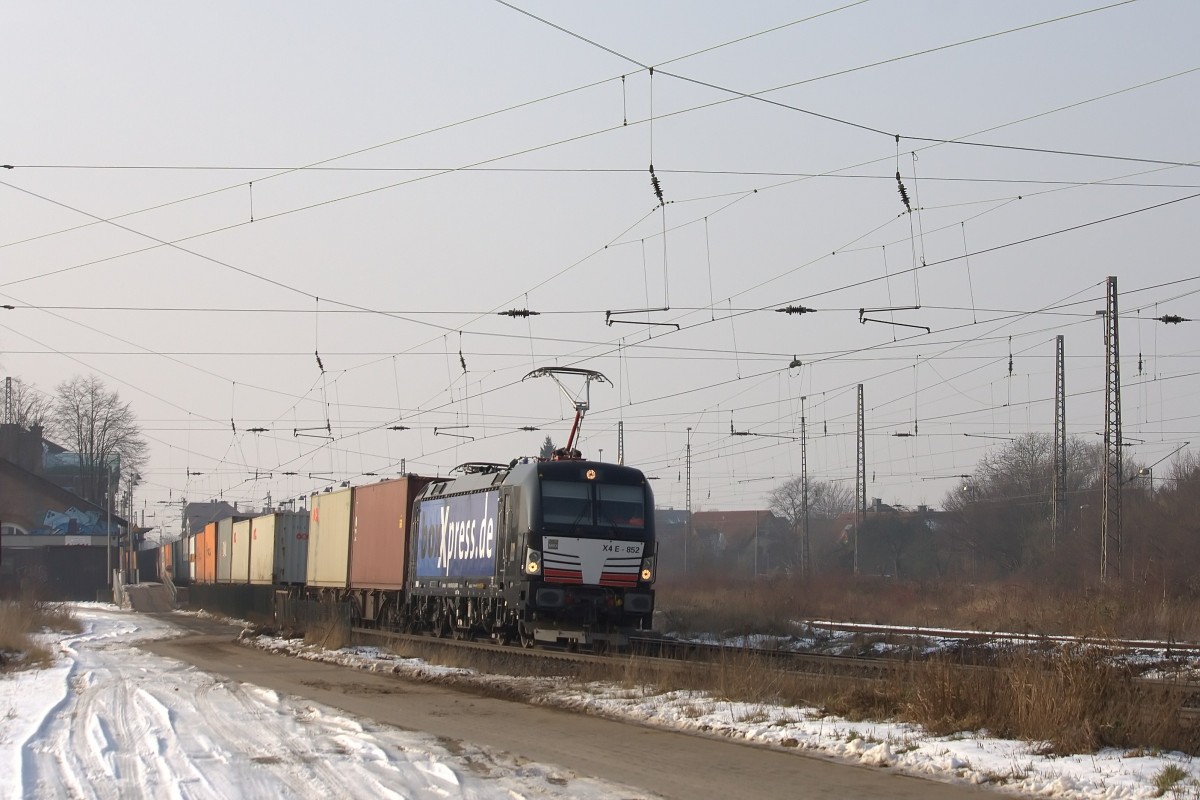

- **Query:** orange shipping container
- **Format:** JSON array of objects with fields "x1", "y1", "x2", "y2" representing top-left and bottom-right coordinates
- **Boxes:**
[
  {"x1": 349, "y1": 476, "x2": 434, "y2": 591},
  {"x1": 198, "y1": 522, "x2": 217, "y2": 584}
]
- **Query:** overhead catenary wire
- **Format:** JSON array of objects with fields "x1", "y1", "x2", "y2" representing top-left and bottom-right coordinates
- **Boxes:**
[{"x1": 11, "y1": 4, "x2": 1200, "y2": 513}]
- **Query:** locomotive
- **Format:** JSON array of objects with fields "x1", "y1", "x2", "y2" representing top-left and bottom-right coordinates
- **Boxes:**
[
  {"x1": 406, "y1": 456, "x2": 656, "y2": 647},
  {"x1": 159, "y1": 367, "x2": 657, "y2": 647},
  {"x1": 162, "y1": 455, "x2": 657, "y2": 648}
]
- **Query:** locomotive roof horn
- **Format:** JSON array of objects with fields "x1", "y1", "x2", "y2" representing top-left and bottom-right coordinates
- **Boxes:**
[{"x1": 522, "y1": 367, "x2": 610, "y2": 457}]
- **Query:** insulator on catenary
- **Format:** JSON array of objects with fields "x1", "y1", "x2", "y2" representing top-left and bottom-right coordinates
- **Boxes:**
[
  {"x1": 1157, "y1": 314, "x2": 1189, "y2": 324},
  {"x1": 895, "y1": 172, "x2": 912, "y2": 213},
  {"x1": 776, "y1": 305, "x2": 816, "y2": 315},
  {"x1": 315, "y1": 351, "x2": 325, "y2": 373},
  {"x1": 498, "y1": 308, "x2": 540, "y2": 317},
  {"x1": 649, "y1": 164, "x2": 664, "y2": 205},
  {"x1": 459, "y1": 349, "x2": 467, "y2": 372}
]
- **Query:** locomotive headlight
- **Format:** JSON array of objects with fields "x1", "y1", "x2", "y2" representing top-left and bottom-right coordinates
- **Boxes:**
[
  {"x1": 525, "y1": 548, "x2": 542, "y2": 575},
  {"x1": 639, "y1": 554, "x2": 655, "y2": 582}
]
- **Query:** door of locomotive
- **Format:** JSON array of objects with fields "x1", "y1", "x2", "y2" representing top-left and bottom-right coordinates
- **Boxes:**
[{"x1": 495, "y1": 487, "x2": 519, "y2": 584}]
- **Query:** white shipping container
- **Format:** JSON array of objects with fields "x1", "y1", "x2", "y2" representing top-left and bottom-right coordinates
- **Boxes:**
[
  {"x1": 248, "y1": 512, "x2": 309, "y2": 585},
  {"x1": 306, "y1": 489, "x2": 353, "y2": 588},
  {"x1": 187, "y1": 535, "x2": 196, "y2": 583},
  {"x1": 231, "y1": 519, "x2": 252, "y2": 584}
]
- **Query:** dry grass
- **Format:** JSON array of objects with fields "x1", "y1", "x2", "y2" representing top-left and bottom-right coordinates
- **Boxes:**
[
  {"x1": 1153, "y1": 764, "x2": 1190, "y2": 797},
  {"x1": 337, "y1": 623, "x2": 1200, "y2": 757},
  {"x1": 656, "y1": 575, "x2": 1200, "y2": 641},
  {"x1": 666, "y1": 642, "x2": 1197, "y2": 755},
  {"x1": 897, "y1": 646, "x2": 1196, "y2": 755},
  {"x1": 303, "y1": 613, "x2": 352, "y2": 651},
  {"x1": 0, "y1": 600, "x2": 82, "y2": 671},
  {"x1": 648, "y1": 577, "x2": 1200, "y2": 754}
]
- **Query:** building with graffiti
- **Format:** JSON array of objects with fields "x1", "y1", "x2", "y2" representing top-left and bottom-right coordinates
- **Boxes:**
[{"x1": 0, "y1": 422, "x2": 129, "y2": 600}]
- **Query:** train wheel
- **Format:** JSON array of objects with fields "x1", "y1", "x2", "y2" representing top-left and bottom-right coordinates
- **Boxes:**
[{"x1": 496, "y1": 623, "x2": 517, "y2": 646}]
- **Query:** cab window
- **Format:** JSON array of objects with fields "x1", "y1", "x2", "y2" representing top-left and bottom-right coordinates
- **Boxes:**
[
  {"x1": 597, "y1": 484, "x2": 644, "y2": 529},
  {"x1": 541, "y1": 481, "x2": 591, "y2": 526}
]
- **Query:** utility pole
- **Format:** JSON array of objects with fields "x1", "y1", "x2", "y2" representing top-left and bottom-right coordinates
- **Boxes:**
[
  {"x1": 1100, "y1": 276, "x2": 1122, "y2": 581},
  {"x1": 3, "y1": 376, "x2": 11, "y2": 424},
  {"x1": 754, "y1": 511, "x2": 759, "y2": 577},
  {"x1": 855, "y1": 384, "x2": 865, "y2": 576},
  {"x1": 106, "y1": 463, "x2": 113, "y2": 587},
  {"x1": 685, "y1": 426, "x2": 692, "y2": 574},
  {"x1": 1052, "y1": 335, "x2": 1067, "y2": 550},
  {"x1": 800, "y1": 395, "x2": 810, "y2": 579}
]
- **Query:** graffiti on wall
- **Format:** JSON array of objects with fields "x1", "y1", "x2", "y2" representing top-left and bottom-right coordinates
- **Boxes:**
[{"x1": 35, "y1": 507, "x2": 112, "y2": 536}]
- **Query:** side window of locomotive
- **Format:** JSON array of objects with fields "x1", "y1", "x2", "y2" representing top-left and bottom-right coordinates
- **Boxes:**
[
  {"x1": 541, "y1": 480, "x2": 592, "y2": 527},
  {"x1": 596, "y1": 484, "x2": 645, "y2": 529}
]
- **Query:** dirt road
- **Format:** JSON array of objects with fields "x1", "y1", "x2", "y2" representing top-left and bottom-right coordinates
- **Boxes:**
[{"x1": 144, "y1": 616, "x2": 996, "y2": 800}]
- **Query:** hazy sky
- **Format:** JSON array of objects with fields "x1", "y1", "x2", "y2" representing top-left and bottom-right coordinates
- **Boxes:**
[{"x1": 3, "y1": 1, "x2": 1198, "y2": 537}]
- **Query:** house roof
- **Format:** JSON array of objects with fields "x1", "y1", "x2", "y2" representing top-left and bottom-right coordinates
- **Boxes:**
[
  {"x1": 653, "y1": 508, "x2": 690, "y2": 526},
  {"x1": 184, "y1": 501, "x2": 240, "y2": 535},
  {"x1": 692, "y1": 510, "x2": 788, "y2": 544},
  {"x1": 0, "y1": 456, "x2": 129, "y2": 527}
]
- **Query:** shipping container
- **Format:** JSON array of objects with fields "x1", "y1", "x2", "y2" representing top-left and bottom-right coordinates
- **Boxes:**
[
  {"x1": 198, "y1": 522, "x2": 217, "y2": 584},
  {"x1": 306, "y1": 488, "x2": 354, "y2": 588},
  {"x1": 349, "y1": 476, "x2": 433, "y2": 591},
  {"x1": 162, "y1": 542, "x2": 173, "y2": 580},
  {"x1": 215, "y1": 516, "x2": 249, "y2": 583},
  {"x1": 217, "y1": 518, "x2": 232, "y2": 583},
  {"x1": 186, "y1": 534, "x2": 196, "y2": 583},
  {"x1": 231, "y1": 519, "x2": 252, "y2": 583},
  {"x1": 247, "y1": 512, "x2": 309, "y2": 585},
  {"x1": 174, "y1": 536, "x2": 192, "y2": 583},
  {"x1": 191, "y1": 531, "x2": 203, "y2": 583}
]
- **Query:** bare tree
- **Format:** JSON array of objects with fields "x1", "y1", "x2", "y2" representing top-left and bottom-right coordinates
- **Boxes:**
[
  {"x1": 769, "y1": 477, "x2": 855, "y2": 524},
  {"x1": 5, "y1": 377, "x2": 52, "y2": 429},
  {"x1": 769, "y1": 477, "x2": 856, "y2": 571},
  {"x1": 940, "y1": 432, "x2": 1102, "y2": 579},
  {"x1": 49, "y1": 375, "x2": 147, "y2": 508}
]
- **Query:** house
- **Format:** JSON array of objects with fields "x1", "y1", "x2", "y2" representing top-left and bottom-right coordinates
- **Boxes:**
[
  {"x1": 652, "y1": 507, "x2": 690, "y2": 578},
  {"x1": 184, "y1": 500, "x2": 240, "y2": 536},
  {"x1": 832, "y1": 499, "x2": 945, "y2": 578},
  {"x1": 691, "y1": 510, "x2": 791, "y2": 577},
  {"x1": 0, "y1": 422, "x2": 130, "y2": 600}
]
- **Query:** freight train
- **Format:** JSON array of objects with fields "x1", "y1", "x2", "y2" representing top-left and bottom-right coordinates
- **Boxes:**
[{"x1": 157, "y1": 455, "x2": 657, "y2": 648}]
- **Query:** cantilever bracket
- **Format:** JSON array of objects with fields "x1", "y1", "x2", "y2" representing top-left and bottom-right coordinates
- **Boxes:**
[{"x1": 859, "y1": 306, "x2": 930, "y2": 333}]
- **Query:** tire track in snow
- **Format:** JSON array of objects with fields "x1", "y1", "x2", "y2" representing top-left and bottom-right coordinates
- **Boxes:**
[{"x1": 17, "y1": 609, "x2": 613, "y2": 799}]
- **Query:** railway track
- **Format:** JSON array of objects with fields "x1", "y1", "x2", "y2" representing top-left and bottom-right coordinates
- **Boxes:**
[
  {"x1": 800, "y1": 619, "x2": 1200, "y2": 658},
  {"x1": 344, "y1": 623, "x2": 1200, "y2": 728}
]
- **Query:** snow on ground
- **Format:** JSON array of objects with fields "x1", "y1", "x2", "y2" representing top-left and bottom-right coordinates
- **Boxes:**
[
  {"x1": 254, "y1": 630, "x2": 1200, "y2": 800},
  {"x1": 674, "y1": 622, "x2": 1200, "y2": 675},
  {"x1": 4, "y1": 605, "x2": 1200, "y2": 799},
  {"x1": 0, "y1": 605, "x2": 648, "y2": 800}
]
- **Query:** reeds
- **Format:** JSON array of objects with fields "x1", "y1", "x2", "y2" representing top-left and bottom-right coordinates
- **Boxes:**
[{"x1": 0, "y1": 600, "x2": 81, "y2": 671}]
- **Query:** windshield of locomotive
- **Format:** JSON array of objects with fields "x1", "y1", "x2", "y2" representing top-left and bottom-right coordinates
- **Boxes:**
[{"x1": 541, "y1": 480, "x2": 646, "y2": 534}]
